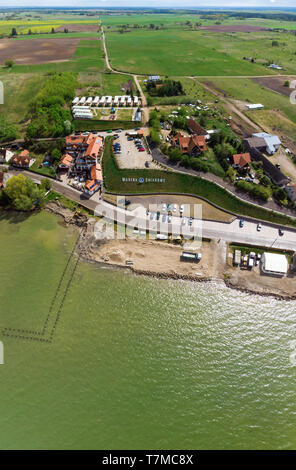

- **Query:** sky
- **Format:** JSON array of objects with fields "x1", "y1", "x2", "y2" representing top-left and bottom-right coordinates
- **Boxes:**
[
  {"x1": 0, "y1": 1, "x2": 296, "y2": 9},
  {"x1": 0, "y1": 0, "x2": 295, "y2": 10}
]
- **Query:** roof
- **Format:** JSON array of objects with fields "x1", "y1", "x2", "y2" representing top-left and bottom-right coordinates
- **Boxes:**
[
  {"x1": 85, "y1": 136, "x2": 103, "y2": 158},
  {"x1": 90, "y1": 163, "x2": 103, "y2": 182},
  {"x1": 232, "y1": 153, "x2": 251, "y2": 167},
  {"x1": 19, "y1": 149, "x2": 29, "y2": 157},
  {"x1": 172, "y1": 133, "x2": 207, "y2": 153},
  {"x1": 245, "y1": 137, "x2": 267, "y2": 149},
  {"x1": 262, "y1": 253, "x2": 288, "y2": 274},
  {"x1": 187, "y1": 119, "x2": 207, "y2": 136},
  {"x1": 253, "y1": 133, "x2": 281, "y2": 146},
  {"x1": 12, "y1": 154, "x2": 30, "y2": 166},
  {"x1": 65, "y1": 135, "x2": 85, "y2": 146},
  {"x1": 60, "y1": 154, "x2": 73, "y2": 167}
]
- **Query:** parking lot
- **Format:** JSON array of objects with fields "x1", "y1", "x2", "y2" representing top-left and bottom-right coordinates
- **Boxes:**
[{"x1": 114, "y1": 133, "x2": 158, "y2": 169}]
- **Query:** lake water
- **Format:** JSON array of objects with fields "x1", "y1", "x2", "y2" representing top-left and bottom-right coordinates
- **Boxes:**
[{"x1": 0, "y1": 210, "x2": 296, "y2": 449}]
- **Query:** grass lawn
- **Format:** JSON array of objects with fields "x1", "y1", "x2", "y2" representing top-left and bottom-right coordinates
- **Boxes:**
[
  {"x1": 103, "y1": 137, "x2": 296, "y2": 228},
  {"x1": 73, "y1": 119, "x2": 136, "y2": 131},
  {"x1": 117, "y1": 108, "x2": 134, "y2": 120},
  {"x1": 77, "y1": 72, "x2": 137, "y2": 97},
  {"x1": 0, "y1": 72, "x2": 44, "y2": 136},
  {"x1": 105, "y1": 29, "x2": 273, "y2": 76}
]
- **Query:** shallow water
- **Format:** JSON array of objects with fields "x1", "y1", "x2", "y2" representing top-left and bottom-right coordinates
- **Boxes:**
[{"x1": 0, "y1": 211, "x2": 296, "y2": 449}]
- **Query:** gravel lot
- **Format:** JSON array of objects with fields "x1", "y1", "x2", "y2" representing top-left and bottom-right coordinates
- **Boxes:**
[{"x1": 114, "y1": 133, "x2": 158, "y2": 169}]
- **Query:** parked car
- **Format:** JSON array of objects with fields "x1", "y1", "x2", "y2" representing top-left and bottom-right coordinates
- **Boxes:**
[
  {"x1": 156, "y1": 211, "x2": 160, "y2": 220},
  {"x1": 150, "y1": 212, "x2": 155, "y2": 220},
  {"x1": 162, "y1": 214, "x2": 166, "y2": 222},
  {"x1": 180, "y1": 204, "x2": 184, "y2": 213},
  {"x1": 168, "y1": 215, "x2": 172, "y2": 223},
  {"x1": 145, "y1": 161, "x2": 150, "y2": 168},
  {"x1": 257, "y1": 223, "x2": 262, "y2": 232},
  {"x1": 189, "y1": 217, "x2": 193, "y2": 226},
  {"x1": 239, "y1": 219, "x2": 244, "y2": 228},
  {"x1": 139, "y1": 148, "x2": 145, "y2": 152},
  {"x1": 182, "y1": 217, "x2": 187, "y2": 225},
  {"x1": 279, "y1": 228, "x2": 284, "y2": 236},
  {"x1": 173, "y1": 204, "x2": 177, "y2": 212},
  {"x1": 162, "y1": 204, "x2": 166, "y2": 212}
]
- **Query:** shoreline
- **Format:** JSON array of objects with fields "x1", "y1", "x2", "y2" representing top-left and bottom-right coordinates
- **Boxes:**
[{"x1": 45, "y1": 202, "x2": 296, "y2": 301}]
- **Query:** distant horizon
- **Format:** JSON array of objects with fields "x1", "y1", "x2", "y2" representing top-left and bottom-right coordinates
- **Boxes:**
[{"x1": 1, "y1": 2, "x2": 296, "y2": 13}]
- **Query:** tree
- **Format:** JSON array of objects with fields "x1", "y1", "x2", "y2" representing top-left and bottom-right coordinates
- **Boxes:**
[
  {"x1": 28, "y1": 29, "x2": 32, "y2": 35},
  {"x1": 0, "y1": 117, "x2": 17, "y2": 142},
  {"x1": 4, "y1": 174, "x2": 45, "y2": 211},
  {"x1": 51, "y1": 148, "x2": 61, "y2": 163},
  {"x1": 5, "y1": 59, "x2": 14, "y2": 68},
  {"x1": 10, "y1": 28, "x2": 17, "y2": 37},
  {"x1": 51, "y1": 27, "x2": 55, "y2": 34},
  {"x1": 40, "y1": 178, "x2": 52, "y2": 191}
]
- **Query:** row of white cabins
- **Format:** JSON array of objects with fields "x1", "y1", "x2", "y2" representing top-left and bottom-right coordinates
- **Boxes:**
[{"x1": 72, "y1": 95, "x2": 140, "y2": 108}]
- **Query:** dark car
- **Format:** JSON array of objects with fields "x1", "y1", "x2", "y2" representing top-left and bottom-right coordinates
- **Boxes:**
[
  {"x1": 156, "y1": 211, "x2": 160, "y2": 220},
  {"x1": 279, "y1": 228, "x2": 284, "y2": 236},
  {"x1": 239, "y1": 219, "x2": 244, "y2": 228},
  {"x1": 145, "y1": 161, "x2": 150, "y2": 168}
]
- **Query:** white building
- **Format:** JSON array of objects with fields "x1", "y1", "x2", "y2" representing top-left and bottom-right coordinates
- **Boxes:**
[
  {"x1": 261, "y1": 253, "x2": 288, "y2": 276},
  {"x1": 93, "y1": 96, "x2": 100, "y2": 106},
  {"x1": 72, "y1": 97, "x2": 79, "y2": 105},
  {"x1": 246, "y1": 104, "x2": 264, "y2": 110},
  {"x1": 252, "y1": 132, "x2": 281, "y2": 155},
  {"x1": 79, "y1": 97, "x2": 86, "y2": 105},
  {"x1": 86, "y1": 97, "x2": 93, "y2": 105},
  {"x1": 99, "y1": 96, "x2": 106, "y2": 106},
  {"x1": 0, "y1": 148, "x2": 14, "y2": 163}
]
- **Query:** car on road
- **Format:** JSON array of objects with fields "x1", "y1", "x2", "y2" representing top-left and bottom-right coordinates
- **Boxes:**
[
  {"x1": 107, "y1": 130, "x2": 113, "y2": 133},
  {"x1": 276, "y1": 163, "x2": 281, "y2": 169},
  {"x1": 279, "y1": 228, "x2": 284, "y2": 236},
  {"x1": 139, "y1": 148, "x2": 145, "y2": 152},
  {"x1": 257, "y1": 223, "x2": 262, "y2": 232},
  {"x1": 135, "y1": 127, "x2": 141, "y2": 131},
  {"x1": 239, "y1": 218, "x2": 244, "y2": 228}
]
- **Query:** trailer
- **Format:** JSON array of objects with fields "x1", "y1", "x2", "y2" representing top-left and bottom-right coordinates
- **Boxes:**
[
  {"x1": 72, "y1": 97, "x2": 79, "y2": 105},
  {"x1": 181, "y1": 252, "x2": 202, "y2": 261},
  {"x1": 79, "y1": 97, "x2": 86, "y2": 105},
  {"x1": 86, "y1": 97, "x2": 93, "y2": 105}
]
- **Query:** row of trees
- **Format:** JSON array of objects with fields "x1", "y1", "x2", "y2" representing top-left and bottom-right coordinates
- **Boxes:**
[
  {"x1": 0, "y1": 117, "x2": 18, "y2": 143},
  {"x1": 147, "y1": 79, "x2": 184, "y2": 98}
]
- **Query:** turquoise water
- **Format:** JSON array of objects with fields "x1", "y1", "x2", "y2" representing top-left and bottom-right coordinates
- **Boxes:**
[{"x1": 0, "y1": 211, "x2": 296, "y2": 449}]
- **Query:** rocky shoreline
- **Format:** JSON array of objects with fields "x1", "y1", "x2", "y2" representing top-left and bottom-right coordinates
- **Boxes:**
[{"x1": 45, "y1": 202, "x2": 295, "y2": 301}]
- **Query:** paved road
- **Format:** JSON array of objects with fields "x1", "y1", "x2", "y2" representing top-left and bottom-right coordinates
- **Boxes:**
[{"x1": 12, "y1": 169, "x2": 296, "y2": 251}]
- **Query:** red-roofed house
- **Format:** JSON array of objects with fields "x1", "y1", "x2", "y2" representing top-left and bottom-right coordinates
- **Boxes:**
[
  {"x1": 232, "y1": 153, "x2": 251, "y2": 170},
  {"x1": 11, "y1": 150, "x2": 31, "y2": 168},
  {"x1": 59, "y1": 154, "x2": 73, "y2": 169},
  {"x1": 84, "y1": 163, "x2": 103, "y2": 196},
  {"x1": 171, "y1": 133, "x2": 207, "y2": 156}
]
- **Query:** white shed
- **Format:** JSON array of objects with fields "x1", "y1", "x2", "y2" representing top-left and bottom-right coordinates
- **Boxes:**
[{"x1": 261, "y1": 253, "x2": 288, "y2": 276}]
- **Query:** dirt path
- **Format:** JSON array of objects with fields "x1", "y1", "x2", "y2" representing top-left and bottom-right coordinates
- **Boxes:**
[
  {"x1": 193, "y1": 77, "x2": 262, "y2": 135},
  {"x1": 102, "y1": 28, "x2": 148, "y2": 125}
]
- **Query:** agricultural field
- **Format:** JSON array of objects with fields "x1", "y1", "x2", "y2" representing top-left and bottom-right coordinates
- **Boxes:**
[
  {"x1": 0, "y1": 18, "x2": 100, "y2": 36},
  {"x1": 0, "y1": 37, "x2": 105, "y2": 73},
  {"x1": 104, "y1": 29, "x2": 277, "y2": 76}
]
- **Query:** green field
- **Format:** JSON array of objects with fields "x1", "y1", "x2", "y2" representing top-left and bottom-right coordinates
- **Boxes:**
[
  {"x1": 102, "y1": 138, "x2": 296, "y2": 228},
  {"x1": 101, "y1": 13, "x2": 296, "y2": 31},
  {"x1": 105, "y1": 29, "x2": 275, "y2": 76}
]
